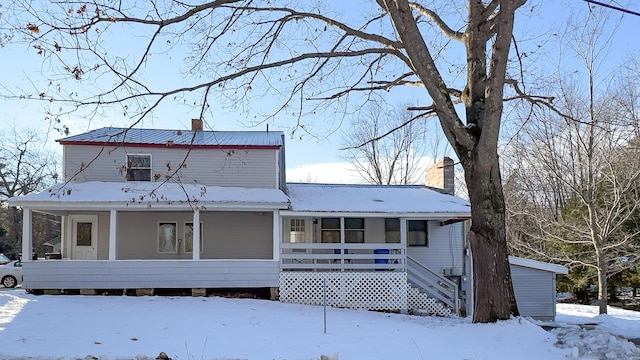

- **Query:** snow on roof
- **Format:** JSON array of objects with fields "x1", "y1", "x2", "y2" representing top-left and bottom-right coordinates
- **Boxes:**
[
  {"x1": 8, "y1": 181, "x2": 290, "y2": 210},
  {"x1": 509, "y1": 256, "x2": 568, "y2": 274},
  {"x1": 285, "y1": 183, "x2": 470, "y2": 215},
  {"x1": 57, "y1": 127, "x2": 284, "y2": 148}
]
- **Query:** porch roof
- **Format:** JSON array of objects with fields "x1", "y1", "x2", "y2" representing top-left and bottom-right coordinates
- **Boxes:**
[
  {"x1": 8, "y1": 181, "x2": 290, "y2": 211},
  {"x1": 284, "y1": 183, "x2": 471, "y2": 217}
]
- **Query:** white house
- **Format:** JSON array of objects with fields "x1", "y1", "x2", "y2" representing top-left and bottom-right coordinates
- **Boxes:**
[{"x1": 8, "y1": 120, "x2": 565, "y2": 318}]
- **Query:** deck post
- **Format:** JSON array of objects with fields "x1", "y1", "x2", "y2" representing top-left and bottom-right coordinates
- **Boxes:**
[
  {"x1": 21, "y1": 208, "x2": 32, "y2": 261},
  {"x1": 400, "y1": 218, "x2": 407, "y2": 271},
  {"x1": 108, "y1": 210, "x2": 117, "y2": 260}
]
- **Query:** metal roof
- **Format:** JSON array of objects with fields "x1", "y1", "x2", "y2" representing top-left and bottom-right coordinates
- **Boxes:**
[
  {"x1": 285, "y1": 183, "x2": 471, "y2": 215},
  {"x1": 57, "y1": 127, "x2": 284, "y2": 148}
]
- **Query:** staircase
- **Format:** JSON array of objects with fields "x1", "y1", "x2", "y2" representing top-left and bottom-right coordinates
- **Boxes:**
[{"x1": 406, "y1": 256, "x2": 460, "y2": 316}]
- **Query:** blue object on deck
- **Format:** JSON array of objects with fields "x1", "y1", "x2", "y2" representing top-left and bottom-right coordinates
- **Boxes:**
[{"x1": 374, "y1": 249, "x2": 390, "y2": 264}]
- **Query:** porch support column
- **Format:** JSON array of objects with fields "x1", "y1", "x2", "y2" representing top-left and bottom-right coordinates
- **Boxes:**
[
  {"x1": 108, "y1": 210, "x2": 117, "y2": 260},
  {"x1": 192, "y1": 208, "x2": 200, "y2": 260},
  {"x1": 272, "y1": 211, "x2": 280, "y2": 261},
  {"x1": 21, "y1": 208, "x2": 32, "y2": 262},
  {"x1": 400, "y1": 218, "x2": 407, "y2": 270},
  {"x1": 339, "y1": 217, "x2": 345, "y2": 268}
]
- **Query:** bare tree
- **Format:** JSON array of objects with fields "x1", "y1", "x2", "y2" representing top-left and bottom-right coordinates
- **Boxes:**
[
  {"x1": 0, "y1": 127, "x2": 59, "y2": 255},
  {"x1": 341, "y1": 102, "x2": 432, "y2": 185},
  {"x1": 4, "y1": 0, "x2": 539, "y2": 322},
  {"x1": 503, "y1": 10, "x2": 640, "y2": 314}
]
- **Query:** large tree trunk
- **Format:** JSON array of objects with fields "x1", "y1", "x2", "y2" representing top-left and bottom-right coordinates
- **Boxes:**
[
  {"x1": 595, "y1": 247, "x2": 608, "y2": 314},
  {"x1": 463, "y1": 148, "x2": 519, "y2": 322}
]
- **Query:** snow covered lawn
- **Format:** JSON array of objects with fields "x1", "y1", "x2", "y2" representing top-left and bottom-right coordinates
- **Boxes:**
[{"x1": 0, "y1": 288, "x2": 638, "y2": 359}]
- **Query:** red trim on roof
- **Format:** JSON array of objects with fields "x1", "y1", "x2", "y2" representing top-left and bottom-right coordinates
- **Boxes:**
[{"x1": 57, "y1": 140, "x2": 281, "y2": 150}]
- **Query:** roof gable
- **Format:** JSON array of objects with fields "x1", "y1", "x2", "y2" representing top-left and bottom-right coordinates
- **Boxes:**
[{"x1": 57, "y1": 127, "x2": 283, "y2": 149}]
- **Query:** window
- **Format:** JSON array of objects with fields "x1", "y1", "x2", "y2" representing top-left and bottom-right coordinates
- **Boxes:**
[
  {"x1": 158, "y1": 222, "x2": 177, "y2": 253},
  {"x1": 184, "y1": 222, "x2": 203, "y2": 253},
  {"x1": 408, "y1": 220, "x2": 428, "y2": 246},
  {"x1": 385, "y1": 218, "x2": 400, "y2": 243},
  {"x1": 345, "y1": 218, "x2": 365, "y2": 243},
  {"x1": 289, "y1": 219, "x2": 306, "y2": 243},
  {"x1": 126, "y1": 154, "x2": 151, "y2": 181},
  {"x1": 76, "y1": 222, "x2": 93, "y2": 246},
  {"x1": 321, "y1": 218, "x2": 340, "y2": 243}
]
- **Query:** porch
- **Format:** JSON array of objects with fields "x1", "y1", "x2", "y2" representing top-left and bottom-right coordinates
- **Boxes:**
[
  {"x1": 21, "y1": 259, "x2": 280, "y2": 290},
  {"x1": 279, "y1": 241, "x2": 461, "y2": 316}
]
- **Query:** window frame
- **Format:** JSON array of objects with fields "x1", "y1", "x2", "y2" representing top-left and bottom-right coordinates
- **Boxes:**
[
  {"x1": 321, "y1": 217, "x2": 340, "y2": 243},
  {"x1": 126, "y1": 154, "x2": 152, "y2": 182},
  {"x1": 157, "y1": 221, "x2": 178, "y2": 253},
  {"x1": 407, "y1": 220, "x2": 429, "y2": 247},
  {"x1": 344, "y1": 217, "x2": 365, "y2": 243},
  {"x1": 384, "y1": 218, "x2": 401, "y2": 244},
  {"x1": 289, "y1": 218, "x2": 306, "y2": 243},
  {"x1": 183, "y1": 221, "x2": 204, "y2": 253}
]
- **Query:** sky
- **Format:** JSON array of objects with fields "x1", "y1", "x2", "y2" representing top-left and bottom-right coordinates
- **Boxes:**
[
  {"x1": 0, "y1": 287, "x2": 639, "y2": 359},
  {"x1": 1, "y1": 0, "x2": 639, "y2": 185}
]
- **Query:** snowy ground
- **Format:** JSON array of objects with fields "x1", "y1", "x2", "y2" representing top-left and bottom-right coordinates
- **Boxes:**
[{"x1": 0, "y1": 288, "x2": 638, "y2": 360}]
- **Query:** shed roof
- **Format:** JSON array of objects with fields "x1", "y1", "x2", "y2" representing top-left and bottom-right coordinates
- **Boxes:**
[
  {"x1": 57, "y1": 127, "x2": 283, "y2": 149},
  {"x1": 285, "y1": 183, "x2": 470, "y2": 217},
  {"x1": 508, "y1": 256, "x2": 568, "y2": 274}
]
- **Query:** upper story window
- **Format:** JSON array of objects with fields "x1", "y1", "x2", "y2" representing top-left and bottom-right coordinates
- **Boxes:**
[{"x1": 126, "y1": 154, "x2": 151, "y2": 181}]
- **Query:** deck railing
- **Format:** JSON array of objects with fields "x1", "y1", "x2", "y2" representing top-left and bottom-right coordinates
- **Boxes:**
[
  {"x1": 407, "y1": 256, "x2": 459, "y2": 313},
  {"x1": 280, "y1": 242, "x2": 405, "y2": 271}
]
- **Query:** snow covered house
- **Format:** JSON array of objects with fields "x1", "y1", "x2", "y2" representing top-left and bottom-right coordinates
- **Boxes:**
[{"x1": 9, "y1": 121, "x2": 475, "y2": 316}]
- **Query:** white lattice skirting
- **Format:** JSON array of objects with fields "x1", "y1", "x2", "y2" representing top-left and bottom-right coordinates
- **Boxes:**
[{"x1": 279, "y1": 271, "x2": 408, "y2": 311}]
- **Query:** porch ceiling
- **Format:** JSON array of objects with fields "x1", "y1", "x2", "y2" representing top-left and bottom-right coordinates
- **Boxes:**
[{"x1": 8, "y1": 181, "x2": 290, "y2": 211}]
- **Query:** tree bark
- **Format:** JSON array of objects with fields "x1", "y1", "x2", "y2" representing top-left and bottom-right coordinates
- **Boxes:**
[
  {"x1": 596, "y1": 246, "x2": 608, "y2": 314},
  {"x1": 462, "y1": 147, "x2": 519, "y2": 322}
]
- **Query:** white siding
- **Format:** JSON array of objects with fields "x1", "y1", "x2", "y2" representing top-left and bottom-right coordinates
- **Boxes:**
[
  {"x1": 115, "y1": 211, "x2": 273, "y2": 260},
  {"x1": 63, "y1": 144, "x2": 278, "y2": 188},
  {"x1": 21, "y1": 260, "x2": 279, "y2": 289},
  {"x1": 407, "y1": 221, "x2": 465, "y2": 276},
  {"x1": 511, "y1": 264, "x2": 556, "y2": 320}
]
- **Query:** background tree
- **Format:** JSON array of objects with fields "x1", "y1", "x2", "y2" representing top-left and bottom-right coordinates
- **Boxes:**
[
  {"x1": 341, "y1": 101, "x2": 436, "y2": 185},
  {"x1": 502, "y1": 10, "x2": 640, "y2": 314},
  {"x1": 4, "y1": 0, "x2": 547, "y2": 322},
  {"x1": 0, "y1": 127, "x2": 59, "y2": 257}
]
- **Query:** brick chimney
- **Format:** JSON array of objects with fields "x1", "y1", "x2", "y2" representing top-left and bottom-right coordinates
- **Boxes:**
[
  {"x1": 191, "y1": 118, "x2": 203, "y2": 131},
  {"x1": 425, "y1": 157, "x2": 455, "y2": 195}
]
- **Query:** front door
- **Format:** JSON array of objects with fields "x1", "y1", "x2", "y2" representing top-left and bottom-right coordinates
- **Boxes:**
[{"x1": 70, "y1": 215, "x2": 98, "y2": 260}]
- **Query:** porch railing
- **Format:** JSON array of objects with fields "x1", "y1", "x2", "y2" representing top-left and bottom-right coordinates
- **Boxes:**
[
  {"x1": 407, "y1": 255, "x2": 459, "y2": 314},
  {"x1": 280, "y1": 242, "x2": 405, "y2": 271}
]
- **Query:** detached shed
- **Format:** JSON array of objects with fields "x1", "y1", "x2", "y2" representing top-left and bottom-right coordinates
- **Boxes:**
[{"x1": 509, "y1": 256, "x2": 568, "y2": 321}]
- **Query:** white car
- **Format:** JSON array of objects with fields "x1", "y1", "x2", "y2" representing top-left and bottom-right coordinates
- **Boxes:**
[{"x1": 0, "y1": 253, "x2": 22, "y2": 288}]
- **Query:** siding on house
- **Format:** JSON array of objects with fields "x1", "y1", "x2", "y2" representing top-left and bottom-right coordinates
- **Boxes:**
[
  {"x1": 63, "y1": 144, "x2": 278, "y2": 188},
  {"x1": 21, "y1": 260, "x2": 280, "y2": 289},
  {"x1": 62, "y1": 211, "x2": 274, "y2": 260},
  {"x1": 407, "y1": 221, "x2": 465, "y2": 276},
  {"x1": 115, "y1": 211, "x2": 274, "y2": 260},
  {"x1": 510, "y1": 264, "x2": 557, "y2": 320}
]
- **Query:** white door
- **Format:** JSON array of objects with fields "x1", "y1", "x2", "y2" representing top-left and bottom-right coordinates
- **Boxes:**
[{"x1": 70, "y1": 215, "x2": 98, "y2": 260}]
